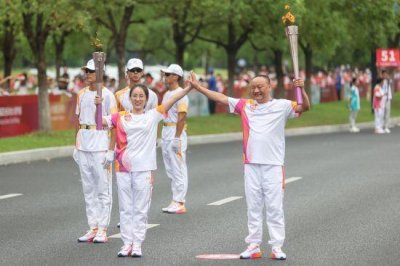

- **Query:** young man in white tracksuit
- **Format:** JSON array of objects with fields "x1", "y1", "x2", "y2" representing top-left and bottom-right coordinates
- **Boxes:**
[
  {"x1": 74, "y1": 59, "x2": 117, "y2": 243},
  {"x1": 161, "y1": 64, "x2": 189, "y2": 214},
  {"x1": 114, "y1": 58, "x2": 157, "y2": 228},
  {"x1": 115, "y1": 58, "x2": 158, "y2": 113},
  {"x1": 187, "y1": 72, "x2": 310, "y2": 260}
]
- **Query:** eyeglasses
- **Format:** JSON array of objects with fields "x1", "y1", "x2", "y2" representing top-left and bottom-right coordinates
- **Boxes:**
[
  {"x1": 85, "y1": 69, "x2": 96, "y2": 74},
  {"x1": 128, "y1": 68, "x2": 143, "y2": 73}
]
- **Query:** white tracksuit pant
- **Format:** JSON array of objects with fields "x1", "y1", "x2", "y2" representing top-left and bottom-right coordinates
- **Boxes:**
[
  {"x1": 76, "y1": 150, "x2": 112, "y2": 229},
  {"x1": 375, "y1": 96, "x2": 391, "y2": 131},
  {"x1": 117, "y1": 171, "x2": 153, "y2": 246},
  {"x1": 161, "y1": 133, "x2": 188, "y2": 203},
  {"x1": 244, "y1": 164, "x2": 285, "y2": 248}
]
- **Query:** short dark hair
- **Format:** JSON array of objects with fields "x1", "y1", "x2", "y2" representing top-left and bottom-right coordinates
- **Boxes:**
[
  {"x1": 129, "y1": 84, "x2": 149, "y2": 100},
  {"x1": 253, "y1": 75, "x2": 271, "y2": 84}
]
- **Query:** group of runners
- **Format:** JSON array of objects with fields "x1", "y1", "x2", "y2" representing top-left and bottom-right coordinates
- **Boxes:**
[{"x1": 73, "y1": 57, "x2": 310, "y2": 260}]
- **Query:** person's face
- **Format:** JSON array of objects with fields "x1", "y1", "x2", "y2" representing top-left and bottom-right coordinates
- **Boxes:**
[
  {"x1": 250, "y1": 77, "x2": 271, "y2": 103},
  {"x1": 130, "y1": 87, "x2": 147, "y2": 112},
  {"x1": 84, "y1": 69, "x2": 96, "y2": 84},
  {"x1": 164, "y1": 73, "x2": 179, "y2": 86},
  {"x1": 127, "y1": 68, "x2": 144, "y2": 84},
  {"x1": 382, "y1": 72, "x2": 389, "y2": 79}
]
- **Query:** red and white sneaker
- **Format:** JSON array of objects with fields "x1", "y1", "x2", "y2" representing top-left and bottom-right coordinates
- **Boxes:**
[
  {"x1": 77, "y1": 228, "x2": 97, "y2": 242},
  {"x1": 270, "y1": 246, "x2": 286, "y2": 260},
  {"x1": 117, "y1": 244, "x2": 132, "y2": 257},
  {"x1": 131, "y1": 244, "x2": 142, "y2": 257},
  {"x1": 162, "y1": 201, "x2": 175, "y2": 212},
  {"x1": 93, "y1": 228, "x2": 108, "y2": 243},
  {"x1": 165, "y1": 202, "x2": 186, "y2": 214},
  {"x1": 240, "y1": 243, "x2": 262, "y2": 259}
]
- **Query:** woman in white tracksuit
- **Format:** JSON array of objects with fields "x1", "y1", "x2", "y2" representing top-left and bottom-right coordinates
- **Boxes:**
[{"x1": 99, "y1": 81, "x2": 193, "y2": 258}]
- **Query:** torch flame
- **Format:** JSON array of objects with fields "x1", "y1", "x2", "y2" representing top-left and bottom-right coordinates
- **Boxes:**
[
  {"x1": 90, "y1": 32, "x2": 103, "y2": 52},
  {"x1": 282, "y1": 5, "x2": 296, "y2": 25}
]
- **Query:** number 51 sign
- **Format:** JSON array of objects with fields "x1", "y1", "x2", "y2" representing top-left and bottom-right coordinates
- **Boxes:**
[{"x1": 376, "y1": 48, "x2": 400, "y2": 67}]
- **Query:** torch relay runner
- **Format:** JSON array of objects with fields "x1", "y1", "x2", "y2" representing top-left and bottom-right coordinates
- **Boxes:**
[
  {"x1": 186, "y1": 71, "x2": 310, "y2": 260},
  {"x1": 73, "y1": 59, "x2": 117, "y2": 243},
  {"x1": 95, "y1": 76, "x2": 194, "y2": 257}
]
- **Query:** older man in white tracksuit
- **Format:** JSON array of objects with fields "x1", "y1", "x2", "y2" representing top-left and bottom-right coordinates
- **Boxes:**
[
  {"x1": 74, "y1": 59, "x2": 117, "y2": 243},
  {"x1": 161, "y1": 64, "x2": 189, "y2": 214},
  {"x1": 187, "y1": 73, "x2": 310, "y2": 260}
]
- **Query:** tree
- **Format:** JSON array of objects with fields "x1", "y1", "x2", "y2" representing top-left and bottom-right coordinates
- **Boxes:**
[
  {"x1": 0, "y1": 0, "x2": 20, "y2": 90},
  {"x1": 155, "y1": 0, "x2": 204, "y2": 67},
  {"x1": 21, "y1": 0, "x2": 84, "y2": 131},
  {"x1": 90, "y1": 0, "x2": 150, "y2": 89},
  {"x1": 196, "y1": 0, "x2": 261, "y2": 96}
]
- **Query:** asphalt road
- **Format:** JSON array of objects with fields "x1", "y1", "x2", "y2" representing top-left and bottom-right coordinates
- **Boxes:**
[{"x1": 1, "y1": 128, "x2": 399, "y2": 266}]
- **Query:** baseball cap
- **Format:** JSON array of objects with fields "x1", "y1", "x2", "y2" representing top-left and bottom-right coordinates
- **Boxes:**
[
  {"x1": 81, "y1": 59, "x2": 96, "y2": 71},
  {"x1": 126, "y1": 58, "x2": 144, "y2": 70},
  {"x1": 161, "y1": 64, "x2": 183, "y2": 77}
]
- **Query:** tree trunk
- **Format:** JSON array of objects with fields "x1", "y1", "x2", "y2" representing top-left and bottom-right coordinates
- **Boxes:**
[
  {"x1": 37, "y1": 49, "x2": 51, "y2": 132},
  {"x1": 2, "y1": 18, "x2": 16, "y2": 91},
  {"x1": 116, "y1": 37, "x2": 126, "y2": 89},
  {"x1": 226, "y1": 48, "x2": 236, "y2": 97},
  {"x1": 304, "y1": 45, "x2": 312, "y2": 98},
  {"x1": 54, "y1": 38, "x2": 64, "y2": 82},
  {"x1": 273, "y1": 49, "x2": 285, "y2": 99},
  {"x1": 175, "y1": 42, "x2": 185, "y2": 67}
]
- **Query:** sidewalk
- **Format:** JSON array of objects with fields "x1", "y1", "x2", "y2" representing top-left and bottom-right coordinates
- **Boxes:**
[{"x1": 1, "y1": 118, "x2": 399, "y2": 166}]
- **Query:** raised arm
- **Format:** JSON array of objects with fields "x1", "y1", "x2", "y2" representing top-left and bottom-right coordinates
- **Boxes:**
[{"x1": 186, "y1": 72, "x2": 229, "y2": 106}]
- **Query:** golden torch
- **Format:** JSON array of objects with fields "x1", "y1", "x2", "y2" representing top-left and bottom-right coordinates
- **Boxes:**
[
  {"x1": 282, "y1": 5, "x2": 303, "y2": 105},
  {"x1": 91, "y1": 34, "x2": 106, "y2": 130}
]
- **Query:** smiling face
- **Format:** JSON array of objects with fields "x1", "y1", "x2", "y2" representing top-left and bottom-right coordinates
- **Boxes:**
[
  {"x1": 130, "y1": 86, "x2": 148, "y2": 113},
  {"x1": 249, "y1": 76, "x2": 272, "y2": 103}
]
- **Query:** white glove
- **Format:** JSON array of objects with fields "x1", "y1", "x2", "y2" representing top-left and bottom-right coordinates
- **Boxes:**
[
  {"x1": 103, "y1": 150, "x2": 115, "y2": 168},
  {"x1": 73, "y1": 148, "x2": 79, "y2": 163},
  {"x1": 171, "y1": 138, "x2": 181, "y2": 153}
]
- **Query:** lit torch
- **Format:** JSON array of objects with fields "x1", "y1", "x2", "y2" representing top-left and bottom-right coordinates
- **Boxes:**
[
  {"x1": 282, "y1": 5, "x2": 303, "y2": 105},
  {"x1": 91, "y1": 34, "x2": 106, "y2": 130}
]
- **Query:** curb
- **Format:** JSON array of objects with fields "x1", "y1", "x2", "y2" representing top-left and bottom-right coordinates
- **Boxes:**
[{"x1": 1, "y1": 118, "x2": 399, "y2": 166}]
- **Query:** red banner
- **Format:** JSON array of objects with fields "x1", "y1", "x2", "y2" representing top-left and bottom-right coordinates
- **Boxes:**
[
  {"x1": 376, "y1": 48, "x2": 400, "y2": 67},
  {"x1": 0, "y1": 94, "x2": 76, "y2": 138}
]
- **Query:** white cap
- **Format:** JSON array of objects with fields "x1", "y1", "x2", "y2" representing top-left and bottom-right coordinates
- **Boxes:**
[
  {"x1": 126, "y1": 58, "x2": 144, "y2": 70},
  {"x1": 161, "y1": 64, "x2": 183, "y2": 77},
  {"x1": 81, "y1": 59, "x2": 96, "y2": 71}
]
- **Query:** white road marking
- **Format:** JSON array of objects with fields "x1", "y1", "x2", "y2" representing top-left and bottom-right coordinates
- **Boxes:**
[
  {"x1": 208, "y1": 196, "x2": 243, "y2": 206},
  {"x1": 109, "y1": 224, "x2": 160, "y2": 238},
  {"x1": 0, "y1": 193, "x2": 23, "y2": 200},
  {"x1": 286, "y1": 177, "x2": 303, "y2": 184}
]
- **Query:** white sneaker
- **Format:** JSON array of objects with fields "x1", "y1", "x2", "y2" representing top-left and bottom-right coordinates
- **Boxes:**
[
  {"x1": 239, "y1": 243, "x2": 262, "y2": 259},
  {"x1": 375, "y1": 128, "x2": 385, "y2": 134},
  {"x1": 77, "y1": 228, "x2": 97, "y2": 242},
  {"x1": 162, "y1": 201, "x2": 175, "y2": 212},
  {"x1": 117, "y1": 244, "x2": 132, "y2": 257},
  {"x1": 131, "y1": 244, "x2": 142, "y2": 257},
  {"x1": 350, "y1": 127, "x2": 360, "y2": 133},
  {"x1": 165, "y1": 202, "x2": 186, "y2": 214},
  {"x1": 270, "y1": 246, "x2": 286, "y2": 260},
  {"x1": 384, "y1": 128, "x2": 391, "y2": 133},
  {"x1": 93, "y1": 228, "x2": 108, "y2": 243}
]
